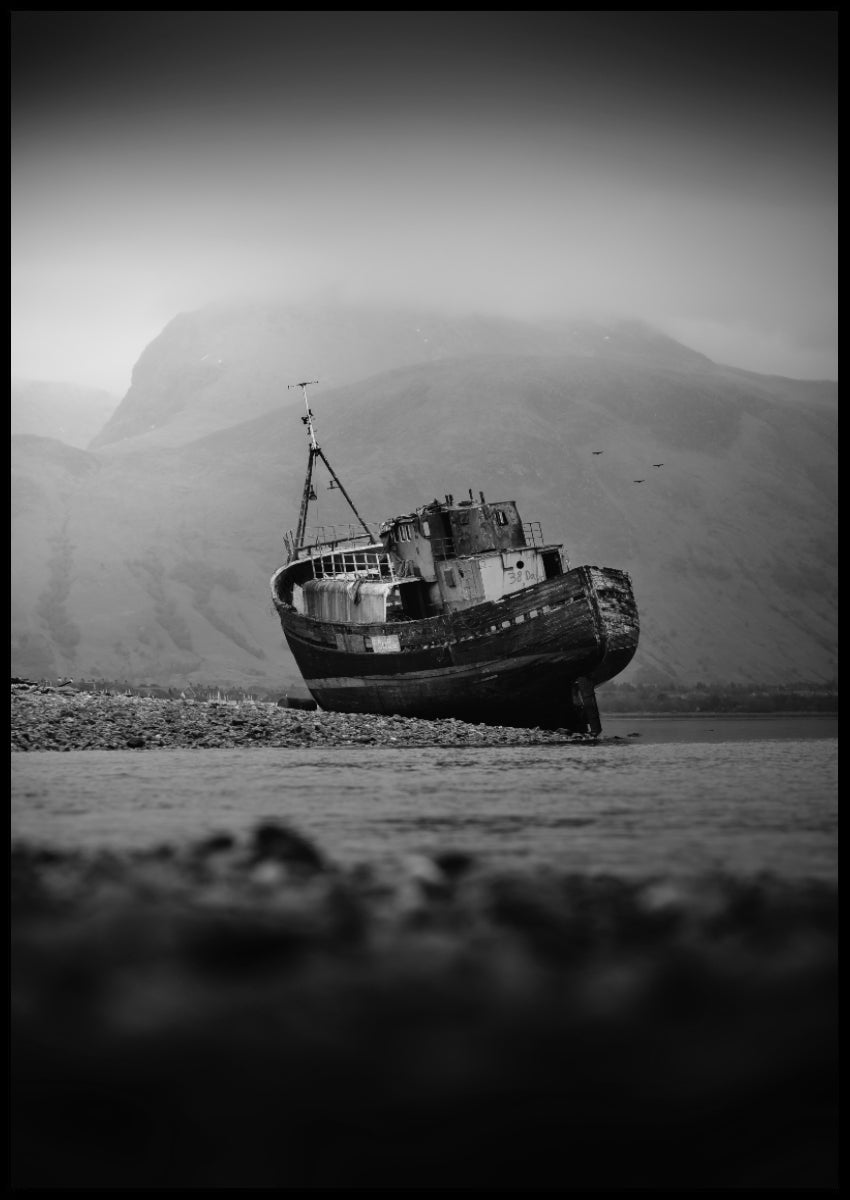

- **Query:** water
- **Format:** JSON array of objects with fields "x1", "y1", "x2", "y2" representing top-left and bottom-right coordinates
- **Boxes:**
[{"x1": 11, "y1": 717, "x2": 837, "y2": 881}]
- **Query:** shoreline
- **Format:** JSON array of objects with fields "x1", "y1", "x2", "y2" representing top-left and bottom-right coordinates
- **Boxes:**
[
  {"x1": 10, "y1": 678, "x2": 604, "y2": 752},
  {"x1": 11, "y1": 679, "x2": 836, "y2": 752},
  {"x1": 605, "y1": 708, "x2": 836, "y2": 717}
]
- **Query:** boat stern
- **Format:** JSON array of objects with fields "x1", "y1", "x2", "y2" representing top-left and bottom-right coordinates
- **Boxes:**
[{"x1": 586, "y1": 566, "x2": 640, "y2": 686}]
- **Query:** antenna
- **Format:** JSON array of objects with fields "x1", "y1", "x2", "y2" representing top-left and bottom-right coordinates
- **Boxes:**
[
  {"x1": 288, "y1": 379, "x2": 320, "y2": 450},
  {"x1": 285, "y1": 379, "x2": 374, "y2": 555}
]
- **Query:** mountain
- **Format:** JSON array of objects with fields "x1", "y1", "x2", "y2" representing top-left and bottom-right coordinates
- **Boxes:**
[
  {"x1": 11, "y1": 379, "x2": 120, "y2": 448},
  {"x1": 10, "y1": 303, "x2": 838, "y2": 694},
  {"x1": 88, "y1": 301, "x2": 713, "y2": 451}
]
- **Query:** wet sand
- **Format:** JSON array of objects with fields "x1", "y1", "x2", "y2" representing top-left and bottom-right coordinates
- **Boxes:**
[{"x1": 11, "y1": 816, "x2": 837, "y2": 1189}]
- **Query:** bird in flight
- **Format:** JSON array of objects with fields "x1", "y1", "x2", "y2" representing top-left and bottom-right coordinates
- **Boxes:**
[
  {"x1": 592, "y1": 450, "x2": 604, "y2": 455},
  {"x1": 633, "y1": 479, "x2": 645, "y2": 483},
  {"x1": 653, "y1": 462, "x2": 664, "y2": 468}
]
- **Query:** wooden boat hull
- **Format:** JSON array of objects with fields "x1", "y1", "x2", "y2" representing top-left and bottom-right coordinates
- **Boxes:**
[{"x1": 273, "y1": 565, "x2": 638, "y2": 732}]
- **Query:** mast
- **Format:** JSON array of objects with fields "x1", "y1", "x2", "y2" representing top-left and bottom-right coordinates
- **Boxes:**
[{"x1": 287, "y1": 381, "x2": 374, "y2": 557}]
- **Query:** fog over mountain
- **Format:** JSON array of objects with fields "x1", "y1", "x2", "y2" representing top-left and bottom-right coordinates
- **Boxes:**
[
  {"x1": 89, "y1": 302, "x2": 713, "y2": 451},
  {"x1": 11, "y1": 12, "x2": 837, "y2": 394},
  {"x1": 11, "y1": 379, "x2": 120, "y2": 448},
  {"x1": 10, "y1": 302, "x2": 837, "y2": 693}
]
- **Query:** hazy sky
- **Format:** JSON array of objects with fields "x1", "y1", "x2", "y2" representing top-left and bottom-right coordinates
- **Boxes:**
[{"x1": 11, "y1": 11, "x2": 837, "y2": 394}]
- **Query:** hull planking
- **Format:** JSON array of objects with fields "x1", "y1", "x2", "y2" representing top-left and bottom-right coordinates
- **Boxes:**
[
  {"x1": 271, "y1": 384, "x2": 639, "y2": 734},
  {"x1": 273, "y1": 564, "x2": 638, "y2": 732}
]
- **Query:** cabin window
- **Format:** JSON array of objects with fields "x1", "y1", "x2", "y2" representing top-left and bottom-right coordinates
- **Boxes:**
[
  {"x1": 496, "y1": 510, "x2": 509, "y2": 526},
  {"x1": 444, "y1": 569, "x2": 456, "y2": 588},
  {"x1": 421, "y1": 520, "x2": 430, "y2": 537}
]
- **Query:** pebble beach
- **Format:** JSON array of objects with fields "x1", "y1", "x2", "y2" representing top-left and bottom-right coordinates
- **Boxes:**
[
  {"x1": 11, "y1": 677, "x2": 595, "y2": 752},
  {"x1": 11, "y1": 679, "x2": 838, "y2": 1189}
]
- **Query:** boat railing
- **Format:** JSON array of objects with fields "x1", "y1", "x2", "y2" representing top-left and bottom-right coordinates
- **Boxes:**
[
  {"x1": 285, "y1": 525, "x2": 380, "y2": 565},
  {"x1": 308, "y1": 524, "x2": 378, "y2": 551},
  {"x1": 311, "y1": 547, "x2": 397, "y2": 582}
]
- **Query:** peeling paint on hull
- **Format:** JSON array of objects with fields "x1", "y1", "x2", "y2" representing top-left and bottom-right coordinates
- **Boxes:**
[
  {"x1": 271, "y1": 390, "x2": 639, "y2": 734},
  {"x1": 274, "y1": 565, "x2": 639, "y2": 731}
]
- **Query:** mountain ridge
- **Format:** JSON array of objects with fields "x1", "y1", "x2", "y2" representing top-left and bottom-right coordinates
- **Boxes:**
[
  {"x1": 87, "y1": 303, "x2": 717, "y2": 452},
  {"x1": 11, "y1": 379, "x2": 120, "y2": 448},
  {"x1": 11, "y1": 303, "x2": 837, "y2": 694}
]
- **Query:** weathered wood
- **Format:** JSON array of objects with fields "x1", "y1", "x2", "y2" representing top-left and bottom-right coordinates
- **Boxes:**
[
  {"x1": 271, "y1": 420, "x2": 639, "y2": 732},
  {"x1": 274, "y1": 563, "x2": 638, "y2": 731}
]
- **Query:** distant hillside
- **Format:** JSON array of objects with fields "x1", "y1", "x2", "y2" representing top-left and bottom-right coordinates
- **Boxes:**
[
  {"x1": 88, "y1": 302, "x2": 714, "y2": 451},
  {"x1": 11, "y1": 379, "x2": 119, "y2": 448},
  {"x1": 10, "y1": 303, "x2": 837, "y2": 694}
]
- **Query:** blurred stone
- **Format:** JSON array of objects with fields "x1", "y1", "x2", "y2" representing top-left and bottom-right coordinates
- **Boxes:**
[{"x1": 250, "y1": 821, "x2": 325, "y2": 873}]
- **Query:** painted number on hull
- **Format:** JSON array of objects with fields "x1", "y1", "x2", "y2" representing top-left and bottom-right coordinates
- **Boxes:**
[{"x1": 506, "y1": 568, "x2": 536, "y2": 585}]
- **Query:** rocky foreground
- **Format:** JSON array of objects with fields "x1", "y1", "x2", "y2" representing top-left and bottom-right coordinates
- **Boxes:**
[
  {"x1": 11, "y1": 680, "x2": 838, "y2": 1189},
  {"x1": 12, "y1": 824, "x2": 838, "y2": 1190},
  {"x1": 11, "y1": 677, "x2": 598, "y2": 751}
]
